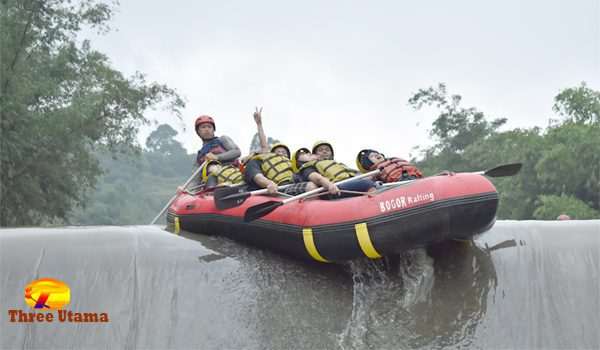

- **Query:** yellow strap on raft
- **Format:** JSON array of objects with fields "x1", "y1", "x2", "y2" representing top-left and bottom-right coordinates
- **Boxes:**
[
  {"x1": 355, "y1": 223, "x2": 381, "y2": 258},
  {"x1": 174, "y1": 217, "x2": 181, "y2": 235},
  {"x1": 302, "y1": 228, "x2": 329, "y2": 263}
]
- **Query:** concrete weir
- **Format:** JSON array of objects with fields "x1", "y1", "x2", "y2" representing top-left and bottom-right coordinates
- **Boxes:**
[{"x1": 1, "y1": 221, "x2": 599, "y2": 349}]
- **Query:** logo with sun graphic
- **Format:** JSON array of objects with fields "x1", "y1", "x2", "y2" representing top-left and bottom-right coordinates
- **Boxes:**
[{"x1": 24, "y1": 278, "x2": 70, "y2": 309}]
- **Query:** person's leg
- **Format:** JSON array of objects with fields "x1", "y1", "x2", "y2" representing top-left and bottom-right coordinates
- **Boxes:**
[
  {"x1": 281, "y1": 182, "x2": 310, "y2": 196},
  {"x1": 338, "y1": 178, "x2": 376, "y2": 193}
]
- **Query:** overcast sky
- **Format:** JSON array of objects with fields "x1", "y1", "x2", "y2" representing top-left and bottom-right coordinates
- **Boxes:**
[{"x1": 88, "y1": 0, "x2": 599, "y2": 165}]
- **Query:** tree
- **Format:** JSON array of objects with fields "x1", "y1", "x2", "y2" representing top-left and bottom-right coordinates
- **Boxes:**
[
  {"x1": 533, "y1": 195, "x2": 599, "y2": 220},
  {"x1": 0, "y1": 0, "x2": 184, "y2": 226},
  {"x1": 553, "y1": 82, "x2": 600, "y2": 125},
  {"x1": 145, "y1": 124, "x2": 191, "y2": 178},
  {"x1": 409, "y1": 83, "x2": 507, "y2": 155},
  {"x1": 409, "y1": 83, "x2": 507, "y2": 173},
  {"x1": 146, "y1": 124, "x2": 186, "y2": 156},
  {"x1": 463, "y1": 128, "x2": 546, "y2": 219},
  {"x1": 409, "y1": 82, "x2": 600, "y2": 220},
  {"x1": 535, "y1": 123, "x2": 600, "y2": 210},
  {"x1": 68, "y1": 127, "x2": 195, "y2": 225}
]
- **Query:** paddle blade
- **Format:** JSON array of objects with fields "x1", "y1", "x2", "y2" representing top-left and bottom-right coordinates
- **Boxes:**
[
  {"x1": 484, "y1": 163, "x2": 522, "y2": 178},
  {"x1": 214, "y1": 186, "x2": 251, "y2": 210},
  {"x1": 244, "y1": 201, "x2": 283, "y2": 222}
]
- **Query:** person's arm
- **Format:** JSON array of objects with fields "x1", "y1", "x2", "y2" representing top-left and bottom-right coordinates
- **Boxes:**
[
  {"x1": 243, "y1": 159, "x2": 275, "y2": 194},
  {"x1": 307, "y1": 171, "x2": 340, "y2": 195},
  {"x1": 215, "y1": 135, "x2": 241, "y2": 163},
  {"x1": 252, "y1": 173, "x2": 278, "y2": 194},
  {"x1": 253, "y1": 107, "x2": 269, "y2": 153}
]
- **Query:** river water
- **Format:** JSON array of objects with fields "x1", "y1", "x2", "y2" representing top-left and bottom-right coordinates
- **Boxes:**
[{"x1": 1, "y1": 220, "x2": 598, "y2": 349}]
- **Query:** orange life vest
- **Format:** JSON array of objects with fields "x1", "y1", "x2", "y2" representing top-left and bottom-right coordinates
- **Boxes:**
[{"x1": 374, "y1": 158, "x2": 423, "y2": 183}]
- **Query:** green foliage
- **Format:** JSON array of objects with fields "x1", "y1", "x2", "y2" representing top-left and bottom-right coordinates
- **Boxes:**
[
  {"x1": 411, "y1": 83, "x2": 600, "y2": 220},
  {"x1": 409, "y1": 83, "x2": 507, "y2": 156},
  {"x1": 553, "y1": 82, "x2": 600, "y2": 125},
  {"x1": 69, "y1": 124, "x2": 195, "y2": 225},
  {"x1": 535, "y1": 123, "x2": 600, "y2": 208},
  {"x1": 146, "y1": 124, "x2": 183, "y2": 155},
  {"x1": 463, "y1": 129, "x2": 545, "y2": 219},
  {"x1": 0, "y1": 0, "x2": 184, "y2": 226},
  {"x1": 533, "y1": 195, "x2": 599, "y2": 220}
]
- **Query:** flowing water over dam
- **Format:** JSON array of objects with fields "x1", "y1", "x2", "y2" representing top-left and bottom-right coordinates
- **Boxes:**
[{"x1": 1, "y1": 221, "x2": 598, "y2": 349}]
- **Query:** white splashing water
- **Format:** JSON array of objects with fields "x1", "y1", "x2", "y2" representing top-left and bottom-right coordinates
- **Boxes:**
[{"x1": 337, "y1": 249, "x2": 435, "y2": 350}]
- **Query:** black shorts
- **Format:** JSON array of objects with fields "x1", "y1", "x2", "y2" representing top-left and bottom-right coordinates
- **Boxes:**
[{"x1": 280, "y1": 182, "x2": 310, "y2": 196}]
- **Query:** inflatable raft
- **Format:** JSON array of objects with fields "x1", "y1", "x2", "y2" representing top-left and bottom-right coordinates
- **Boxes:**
[{"x1": 167, "y1": 173, "x2": 498, "y2": 262}]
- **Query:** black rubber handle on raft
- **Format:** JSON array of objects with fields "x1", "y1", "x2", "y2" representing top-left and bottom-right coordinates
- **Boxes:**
[
  {"x1": 244, "y1": 201, "x2": 283, "y2": 222},
  {"x1": 484, "y1": 163, "x2": 522, "y2": 178}
]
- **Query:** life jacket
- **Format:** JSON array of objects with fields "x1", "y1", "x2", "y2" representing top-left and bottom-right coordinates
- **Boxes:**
[
  {"x1": 373, "y1": 158, "x2": 423, "y2": 183},
  {"x1": 301, "y1": 160, "x2": 356, "y2": 182},
  {"x1": 251, "y1": 153, "x2": 294, "y2": 185},
  {"x1": 196, "y1": 137, "x2": 240, "y2": 166},
  {"x1": 214, "y1": 165, "x2": 244, "y2": 185}
]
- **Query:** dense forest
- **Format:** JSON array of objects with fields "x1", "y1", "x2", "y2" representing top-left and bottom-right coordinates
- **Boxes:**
[
  {"x1": 1, "y1": 0, "x2": 598, "y2": 227},
  {"x1": 410, "y1": 83, "x2": 599, "y2": 220},
  {"x1": 68, "y1": 125, "x2": 194, "y2": 225}
]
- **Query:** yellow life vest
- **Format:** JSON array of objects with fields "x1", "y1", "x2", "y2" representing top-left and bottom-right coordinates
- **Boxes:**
[
  {"x1": 202, "y1": 161, "x2": 244, "y2": 185},
  {"x1": 251, "y1": 153, "x2": 294, "y2": 184},
  {"x1": 215, "y1": 164, "x2": 244, "y2": 185},
  {"x1": 300, "y1": 160, "x2": 356, "y2": 182}
]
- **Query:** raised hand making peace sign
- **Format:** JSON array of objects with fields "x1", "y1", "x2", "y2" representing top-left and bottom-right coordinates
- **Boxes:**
[{"x1": 253, "y1": 106, "x2": 263, "y2": 125}]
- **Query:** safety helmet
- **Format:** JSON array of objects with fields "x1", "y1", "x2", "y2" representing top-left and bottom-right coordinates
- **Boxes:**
[
  {"x1": 201, "y1": 160, "x2": 220, "y2": 181},
  {"x1": 312, "y1": 140, "x2": 334, "y2": 159},
  {"x1": 356, "y1": 149, "x2": 379, "y2": 173},
  {"x1": 291, "y1": 147, "x2": 311, "y2": 173},
  {"x1": 195, "y1": 115, "x2": 216, "y2": 132},
  {"x1": 270, "y1": 143, "x2": 291, "y2": 159}
]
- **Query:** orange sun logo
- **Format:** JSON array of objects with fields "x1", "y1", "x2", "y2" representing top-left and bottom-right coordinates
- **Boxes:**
[{"x1": 24, "y1": 278, "x2": 70, "y2": 309}]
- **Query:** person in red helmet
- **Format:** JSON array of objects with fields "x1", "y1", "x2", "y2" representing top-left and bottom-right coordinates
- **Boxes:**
[
  {"x1": 194, "y1": 115, "x2": 241, "y2": 166},
  {"x1": 181, "y1": 115, "x2": 241, "y2": 192}
]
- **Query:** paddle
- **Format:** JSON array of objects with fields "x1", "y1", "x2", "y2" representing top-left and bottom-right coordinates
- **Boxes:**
[
  {"x1": 474, "y1": 162, "x2": 522, "y2": 178},
  {"x1": 244, "y1": 170, "x2": 380, "y2": 222},
  {"x1": 149, "y1": 161, "x2": 206, "y2": 224},
  {"x1": 214, "y1": 183, "x2": 294, "y2": 210},
  {"x1": 380, "y1": 162, "x2": 523, "y2": 188}
]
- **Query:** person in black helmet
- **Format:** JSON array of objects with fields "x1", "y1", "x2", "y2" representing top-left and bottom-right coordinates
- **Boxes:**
[{"x1": 356, "y1": 149, "x2": 423, "y2": 183}]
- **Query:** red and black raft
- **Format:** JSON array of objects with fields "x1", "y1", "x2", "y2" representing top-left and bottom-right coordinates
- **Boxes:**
[{"x1": 166, "y1": 173, "x2": 498, "y2": 263}]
